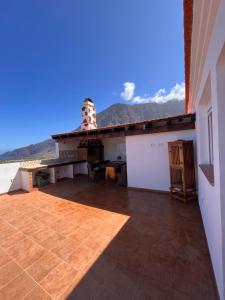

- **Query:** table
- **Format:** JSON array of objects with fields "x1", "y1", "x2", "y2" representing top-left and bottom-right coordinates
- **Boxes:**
[{"x1": 105, "y1": 161, "x2": 126, "y2": 182}]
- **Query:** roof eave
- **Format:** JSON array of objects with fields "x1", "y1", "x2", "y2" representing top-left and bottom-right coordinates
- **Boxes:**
[
  {"x1": 183, "y1": 0, "x2": 193, "y2": 113},
  {"x1": 52, "y1": 113, "x2": 196, "y2": 142}
]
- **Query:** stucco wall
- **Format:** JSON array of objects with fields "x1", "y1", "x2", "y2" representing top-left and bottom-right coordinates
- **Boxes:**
[
  {"x1": 20, "y1": 170, "x2": 30, "y2": 192},
  {"x1": 74, "y1": 162, "x2": 88, "y2": 175},
  {"x1": 197, "y1": 74, "x2": 222, "y2": 291},
  {"x1": 191, "y1": 0, "x2": 225, "y2": 298},
  {"x1": 126, "y1": 129, "x2": 196, "y2": 192},
  {"x1": 102, "y1": 137, "x2": 126, "y2": 161},
  {"x1": 0, "y1": 162, "x2": 21, "y2": 194},
  {"x1": 55, "y1": 165, "x2": 74, "y2": 180}
]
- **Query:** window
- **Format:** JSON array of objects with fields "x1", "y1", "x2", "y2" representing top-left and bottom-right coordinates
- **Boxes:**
[{"x1": 208, "y1": 108, "x2": 214, "y2": 165}]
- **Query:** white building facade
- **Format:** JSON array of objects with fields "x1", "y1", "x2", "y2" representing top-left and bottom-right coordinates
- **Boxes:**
[{"x1": 185, "y1": 0, "x2": 225, "y2": 298}]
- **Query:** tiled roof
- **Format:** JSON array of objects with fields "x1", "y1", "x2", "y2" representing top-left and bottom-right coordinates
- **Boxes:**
[{"x1": 52, "y1": 113, "x2": 195, "y2": 142}]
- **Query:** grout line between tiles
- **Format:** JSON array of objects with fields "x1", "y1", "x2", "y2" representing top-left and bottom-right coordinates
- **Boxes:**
[
  {"x1": 0, "y1": 193, "x2": 123, "y2": 299},
  {"x1": 0, "y1": 245, "x2": 54, "y2": 300},
  {"x1": 0, "y1": 260, "x2": 24, "y2": 290},
  {"x1": 0, "y1": 218, "x2": 103, "y2": 299}
]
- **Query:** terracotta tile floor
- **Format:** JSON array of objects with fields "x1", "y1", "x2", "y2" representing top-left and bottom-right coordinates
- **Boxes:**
[{"x1": 0, "y1": 176, "x2": 218, "y2": 299}]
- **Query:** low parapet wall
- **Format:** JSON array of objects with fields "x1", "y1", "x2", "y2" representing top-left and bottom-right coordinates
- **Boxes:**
[
  {"x1": 0, "y1": 162, "x2": 21, "y2": 194},
  {"x1": 0, "y1": 160, "x2": 88, "y2": 195}
]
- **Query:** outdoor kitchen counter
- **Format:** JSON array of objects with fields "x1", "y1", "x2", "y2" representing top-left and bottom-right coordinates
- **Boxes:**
[
  {"x1": 19, "y1": 159, "x2": 87, "y2": 171},
  {"x1": 19, "y1": 159, "x2": 88, "y2": 192}
]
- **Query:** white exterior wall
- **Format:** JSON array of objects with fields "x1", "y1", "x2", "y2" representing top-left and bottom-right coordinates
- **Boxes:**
[
  {"x1": 55, "y1": 165, "x2": 74, "y2": 180},
  {"x1": 126, "y1": 129, "x2": 196, "y2": 191},
  {"x1": 190, "y1": 1, "x2": 225, "y2": 298},
  {"x1": 20, "y1": 170, "x2": 30, "y2": 192},
  {"x1": 102, "y1": 137, "x2": 126, "y2": 161},
  {"x1": 49, "y1": 168, "x2": 56, "y2": 184},
  {"x1": 74, "y1": 162, "x2": 88, "y2": 175},
  {"x1": 0, "y1": 162, "x2": 21, "y2": 194}
]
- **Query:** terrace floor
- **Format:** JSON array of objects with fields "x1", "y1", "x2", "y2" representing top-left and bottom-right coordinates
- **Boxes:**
[{"x1": 0, "y1": 176, "x2": 218, "y2": 299}]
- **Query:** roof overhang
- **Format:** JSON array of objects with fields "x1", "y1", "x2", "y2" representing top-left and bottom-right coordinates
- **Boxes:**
[
  {"x1": 183, "y1": 0, "x2": 193, "y2": 113},
  {"x1": 52, "y1": 113, "x2": 196, "y2": 143}
]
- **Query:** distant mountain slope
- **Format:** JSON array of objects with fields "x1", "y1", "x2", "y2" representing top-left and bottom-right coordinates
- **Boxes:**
[
  {"x1": 96, "y1": 100, "x2": 185, "y2": 127},
  {"x1": 0, "y1": 100, "x2": 185, "y2": 161},
  {"x1": 0, "y1": 139, "x2": 56, "y2": 161}
]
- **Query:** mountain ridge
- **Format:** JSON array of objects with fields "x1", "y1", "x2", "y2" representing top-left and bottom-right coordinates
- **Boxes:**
[{"x1": 0, "y1": 100, "x2": 185, "y2": 161}]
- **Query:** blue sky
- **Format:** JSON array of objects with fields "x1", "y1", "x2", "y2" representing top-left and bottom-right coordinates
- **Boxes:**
[{"x1": 0, "y1": 0, "x2": 184, "y2": 153}]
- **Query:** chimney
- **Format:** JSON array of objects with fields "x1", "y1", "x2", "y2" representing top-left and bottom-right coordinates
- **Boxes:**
[{"x1": 81, "y1": 98, "x2": 97, "y2": 130}]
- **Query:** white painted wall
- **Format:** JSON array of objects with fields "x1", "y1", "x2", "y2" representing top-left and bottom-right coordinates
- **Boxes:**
[
  {"x1": 20, "y1": 170, "x2": 30, "y2": 192},
  {"x1": 217, "y1": 51, "x2": 225, "y2": 300},
  {"x1": 126, "y1": 130, "x2": 196, "y2": 192},
  {"x1": 74, "y1": 162, "x2": 88, "y2": 175},
  {"x1": 190, "y1": 1, "x2": 225, "y2": 298},
  {"x1": 102, "y1": 137, "x2": 126, "y2": 161},
  {"x1": 0, "y1": 162, "x2": 21, "y2": 194},
  {"x1": 49, "y1": 168, "x2": 56, "y2": 184},
  {"x1": 55, "y1": 165, "x2": 74, "y2": 180},
  {"x1": 195, "y1": 75, "x2": 224, "y2": 299}
]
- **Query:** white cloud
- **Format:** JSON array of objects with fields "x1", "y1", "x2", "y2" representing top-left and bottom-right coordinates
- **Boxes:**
[
  {"x1": 120, "y1": 82, "x2": 135, "y2": 101},
  {"x1": 120, "y1": 82, "x2": 185, "y2": 104}
]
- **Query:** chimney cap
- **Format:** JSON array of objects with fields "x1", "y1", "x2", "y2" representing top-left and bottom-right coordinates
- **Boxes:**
[{"x1": 84, "y1": 98, "x2": 94, "y2": 103}]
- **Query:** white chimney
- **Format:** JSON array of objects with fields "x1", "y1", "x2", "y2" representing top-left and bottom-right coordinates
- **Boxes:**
[{"x1": 81, "y1": 98, "x2": 97, "y2": 130}]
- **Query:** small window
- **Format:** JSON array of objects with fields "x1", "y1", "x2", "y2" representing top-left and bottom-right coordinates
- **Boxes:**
[{"x1": 208, "y1": 108, "x2": 214, "y2": 164}]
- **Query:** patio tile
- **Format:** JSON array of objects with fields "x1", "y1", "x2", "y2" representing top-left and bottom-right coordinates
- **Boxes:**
[
  {"x1": 50, "y1": 218, "x2": 79, "y2": 236},
  {"x1": 65, "y1": 244, "x2": 96, "y2": 271},
  {"x1": 0, "y1": 177, "x2": 218, "y2": 299},
  {"x1": 139, "y1": 258, "x2": 176, "y2": 290},
  {"x1": 0, "y1": 209, "x2": 24, "y2": 221},
  {"x1": 51, "y1": 238, "x2": 78, "y2": 259},
  {"x1": 0, "y1": 248, "x2": 12, "y2": 267},
  {"x1": 133, "y1": 284, "x2": 173, "y2": 300},
  {"x1": 32, "y1": 211, "x2": 59, "y2": 226},
  {"x1": 102, "y1": 267, "x2": 139, "y2": 299},
  {"x1": 63, "y1": 273, "x2": 101, "y2": 300},
  {"x1": 0, "y1": 207, "x2": 13, "y2": 217},
  {"x1": 68, "y1": 226, "x2": 90, "y2": 242},
  {"x1": 83, "y1": 233, "x2": 110, "y2": 251},
  {"x1": 79, "y1": 219, "x2": 100, "y2": 231},
  {"x1": 100, "y1": 223, "x2": 119, "y2": 237},
  {"x1": 0, "y1": 224, "x2": 17, "y2": 240},
  {"x1": 0, "y1": 272, "x2": 36, "y2": 300},
  {"x1": 40, "y1": 262, "x2": 78, "y2": 299},
  {"x1": 0, "y1": 231, "x2": 26, "y2": 250},
  {"x1": 7, "y1": 237, "x2": 45, "y2": 268},
  {"x1": 18, "y1": 206, "x2": 39, "y2": 217},
  {"x1": 26, "y1": 251, "x2": 62, "y2": 282},
  {"x1": 0, "y1": 219, "x2": 9, "y2": 231},
  {"x1": 8, "y1": 215, "x2": 33, "y2": 229},
  {"x1": 40, "y1": 232, "x2": 65, "y2": 250},
  {"x1": 0, "y1": 261, "x2": 23, "y2": 288},
  {"x1": 23, "y1": 285, "x2": 52, "y2": 300},
  {"x1": 19, "y1": 220, "x2": 44, "y2": 236},
  {"x1": 29, "y1": 227, "x2": 57, "y2": 244}
]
